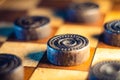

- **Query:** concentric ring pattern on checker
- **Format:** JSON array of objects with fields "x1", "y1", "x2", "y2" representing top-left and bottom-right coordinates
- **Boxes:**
[
  {"x1": 0, "y1": 54, "x2": 23, "y2": 80},
  {"x1": 90, "y1": 61, "x2": 120, "y2": 80},
  {"x1": 48, "y1": 34, "x2": 89, "y2": 51}
]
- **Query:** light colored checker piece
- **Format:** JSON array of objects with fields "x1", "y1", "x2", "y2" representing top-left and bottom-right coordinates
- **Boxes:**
[
  {"x1": 0, "y1": 22, "x2": 13, "y2": 42},
  {"x1": 104, "y1": 11, "x2": 120, "y2": 23},
  {"x1": 56, "y1": 24, "x2": 102, "y2": 48},
  {"x1": 92, "y1": 48, "x2": 120, "y2": 66},
  {"x1": 27, "y1": 8, "x2": 64, "y2": 28},
  {"x1": 30, "y1": 68, "x2": 88, "y2": 80},
  {"x1": 0, "y1": 42, "x2": 46, "y2": 67}
]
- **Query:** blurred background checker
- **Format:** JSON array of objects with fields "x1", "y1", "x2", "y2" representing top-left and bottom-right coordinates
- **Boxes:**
[
  {"x1": 0, "y1": 54, "x2": 23, "y2": 80},
  {"x1": 67, "y1": 2, "x2": 101, "y2": 23},
  {"x1": 104, "y1": 20, "x2": 120, "y2": 47},
  {"x1": 47, "y1": 34, "x2": 90, "y2": 66},
  {"x1": 90, "y1": 61, "x2": 120, "y2": 80},
  {"x1": 14, "y1": 16, "x2": 51, "y2": 40}
]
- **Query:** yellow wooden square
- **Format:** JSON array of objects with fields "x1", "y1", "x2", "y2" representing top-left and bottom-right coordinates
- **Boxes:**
[
  {"x1": 92, "y1": 48, "x2": 120, "y2": 65},
  {"x1": 30, "y1": 68, "x2": 88, "y2": 80},
  {"x1": 27, "y1": 8, "x2": 64, "y2": 28},
  {"x1": 104, "y1": 11, "x2": 120, "y2": 23},
  {"x1": 0, "y1": 42, "x2": 46, "y2": 67},
  {"x1": 56, "y1": 24, "x2": 102, "y2": 48},
  {"x1": 92, "y1": 0, "x2": 112, "y2": 14}
]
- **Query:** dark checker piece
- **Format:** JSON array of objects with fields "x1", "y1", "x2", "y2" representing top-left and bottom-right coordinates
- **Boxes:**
[
  {"x1": 104, "y1": 20, "x2": 120, "y2": 47},
  {"x1": 47, "y1": 34, "x2": 90, "y2": 66},
  {"x1": 0, "y1": 54, "x2": 23, "y2": 80},
  {"x1": 66, "y1": 2, "x2": 100, "y2": 23},
  {"x1": 89, "y1": 61, "x2": 120, "y2": 80},
  {"x1": 14, "y1": 16, "x2": 51, "y2": 40}
]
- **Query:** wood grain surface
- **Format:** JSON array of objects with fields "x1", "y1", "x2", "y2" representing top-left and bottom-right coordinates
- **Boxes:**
[{"x1": 0, "y1": 1, "x2": 120, "y2": 80}]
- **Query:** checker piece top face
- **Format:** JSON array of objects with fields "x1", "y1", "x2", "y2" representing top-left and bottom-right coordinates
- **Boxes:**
[
  {"x1": 47, "y1": 34, "x2": 90, "y2": 66},
  {"x1": 105, "y1": 20, "x2": 120, "y2": 34},
  {"x1": 0, "y1": 54, "x2": 23, "y2": 80},
  {"x1": 69, "y1": 2, "x2": 99, "y2": 10},
  {"x1": 90, "y1": 61, "x2": 120, "y2": 80},
  {"x1": 67, "y1": 2, "x2": 100, "y2": 23},
  {"x1": 104, "y1": 20, "x2": 120, "y2": 47},
  {"x1": 0, "y1": 54, "x2": 21, "y2": 74},
  {"x1": 14, "y1": 16, "x2": 50, "y2": 29},
  {"x1": 14, "y1": 16, "x2": 51, "y2": 40},
  {"x1": 48, "y1": 34, "x2": 89, "y2": 51}
]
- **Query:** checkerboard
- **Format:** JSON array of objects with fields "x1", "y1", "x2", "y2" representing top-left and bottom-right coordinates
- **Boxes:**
[{"x1": 0, "y1": 2, "x2": 120, "y2": 80}]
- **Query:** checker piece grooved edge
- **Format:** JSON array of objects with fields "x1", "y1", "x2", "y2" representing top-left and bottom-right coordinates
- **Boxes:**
[{"x1": 47, "y1": 34, "x2": 90, "y2": 66}]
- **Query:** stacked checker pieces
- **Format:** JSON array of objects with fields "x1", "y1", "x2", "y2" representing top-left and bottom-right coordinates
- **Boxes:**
[{"x1": 0, "y1": 1, "x2": 120, "y2": 80}]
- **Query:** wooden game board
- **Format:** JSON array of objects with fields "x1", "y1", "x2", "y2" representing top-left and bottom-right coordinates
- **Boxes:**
[{"x1": 0, "y1": 3, "x2": 120, "y2": 80}]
